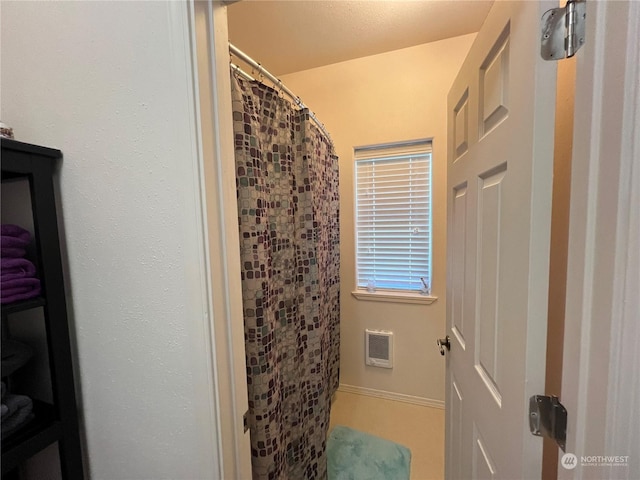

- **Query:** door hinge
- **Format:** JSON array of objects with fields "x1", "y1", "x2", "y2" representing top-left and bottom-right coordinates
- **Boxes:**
[
  {"x1": 243, "y1": 410, "x2": 250, "y2": 433},
  {"x1": 541, "y1": 0, "x2": 586, "y2": 61},
  {"x1": 529, "y1": 395, "x2": 568, "y2": 451}
]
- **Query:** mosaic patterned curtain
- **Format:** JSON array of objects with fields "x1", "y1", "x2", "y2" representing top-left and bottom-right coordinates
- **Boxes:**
[{"x1": 231, "y1": 71, "x2": 340, "y2": 480}]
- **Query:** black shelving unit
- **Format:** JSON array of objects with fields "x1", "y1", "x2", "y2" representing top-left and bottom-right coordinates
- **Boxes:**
[{"x1": 1, "y1": 138, "x2": 84, "y2": 478}]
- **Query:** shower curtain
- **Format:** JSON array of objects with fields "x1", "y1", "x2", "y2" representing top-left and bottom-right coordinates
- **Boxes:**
[{"x1": 231, "y1": 71, "x2": 340, "y2": 479}]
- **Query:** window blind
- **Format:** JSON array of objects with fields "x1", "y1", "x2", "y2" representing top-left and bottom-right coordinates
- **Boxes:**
[{"x1": 354, "y1": 140, "x2": 432, "y2": 292}]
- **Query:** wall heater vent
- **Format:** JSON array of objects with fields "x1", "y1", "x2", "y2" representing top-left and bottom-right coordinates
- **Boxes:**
[{"x1": 365, "y1": 329, "x2": 393, "y2": 368}]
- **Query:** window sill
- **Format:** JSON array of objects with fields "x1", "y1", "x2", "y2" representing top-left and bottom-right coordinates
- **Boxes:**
[{"x1": 351, "y1": 290, "x2": 438, "y2": 305}]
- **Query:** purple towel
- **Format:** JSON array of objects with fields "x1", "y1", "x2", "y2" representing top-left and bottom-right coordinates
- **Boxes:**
[
  {"x1": 1, "y1": 247, "x2": 26, "y2": 258},
  {"x1": 1, "y1": 289, "x2": 41, "y2": 304},
  {"x1": 1, "y1": 277, "x2": 41, "y2": 304},
  {"x1": 1, "y1": 235, "x2": 30, "y2": 249},
  {"x1": 1, "y1": 277, "x2": 41, "y2": 291},
  {"x1": 1, "y1": 257, "x2": 35, "y2": 270},
  {"x1": 1, "y1": 258, "x2": 37, "y2": 280},
  {"x1": 0, "y1": 224, "x2": 31, "y2": 246}
]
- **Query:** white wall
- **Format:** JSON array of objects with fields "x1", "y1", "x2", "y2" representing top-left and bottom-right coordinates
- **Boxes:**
[
  {"x1": 281, "y1": 34, "x2": 475, "y2": 403},
  {"x1": 1, "y1": 2, "x2": 221, "y2": 478}
]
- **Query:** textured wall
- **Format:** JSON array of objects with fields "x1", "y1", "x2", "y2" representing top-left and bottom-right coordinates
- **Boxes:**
[
  {"x1": 281, "y1": 34, "x2": 475, "y2": 403},
  {"x1": 1, "y1": 2, "x2": 220, "y2": 478}
]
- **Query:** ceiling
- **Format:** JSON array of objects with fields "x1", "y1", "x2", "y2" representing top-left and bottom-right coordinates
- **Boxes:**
[{"x1": 227, "y1": 1, "x2": 493, "y2": 76}]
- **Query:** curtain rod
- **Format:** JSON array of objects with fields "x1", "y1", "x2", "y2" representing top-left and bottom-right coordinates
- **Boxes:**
[
  {"x1": 229, "y1": 43, "x2": 332, "y2": 141},
  {"x1": 230, "y1": 62, "x2": 255, "y2": 82}
]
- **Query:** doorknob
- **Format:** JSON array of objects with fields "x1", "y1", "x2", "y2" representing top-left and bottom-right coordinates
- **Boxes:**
[{"x1": 437, "y1": 336, "x2": 451, "y2": 355}]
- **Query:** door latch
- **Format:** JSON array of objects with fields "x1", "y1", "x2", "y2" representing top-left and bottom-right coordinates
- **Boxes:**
[{"x1": 437, "y1": 336, "x2": 450, "y2": 355}]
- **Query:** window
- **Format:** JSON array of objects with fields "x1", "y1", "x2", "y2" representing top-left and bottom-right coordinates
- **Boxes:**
[{"x1": 354, "y1": 140, "x2": 433, "y2": 301}]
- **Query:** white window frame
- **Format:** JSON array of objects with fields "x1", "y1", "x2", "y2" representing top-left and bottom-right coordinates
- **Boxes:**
[{"x1": 351, "y1": 139, "x2": 437, "y2": 305}]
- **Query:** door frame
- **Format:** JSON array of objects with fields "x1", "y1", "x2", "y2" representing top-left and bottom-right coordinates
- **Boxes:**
[
  {"x1": 189, "y1": 1, "x2": 252, "y2": 478},
  {"x1": 193, "y1": 0, "x2": 640, "y2": 476},
  {"x1": 559, "y1": 0, "x2": 640, "y2": 477}
]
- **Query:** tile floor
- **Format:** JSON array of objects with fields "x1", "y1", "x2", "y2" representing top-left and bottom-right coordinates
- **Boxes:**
[{"x1": 329, "y1": 390, "x2": 445, "y2": 480}]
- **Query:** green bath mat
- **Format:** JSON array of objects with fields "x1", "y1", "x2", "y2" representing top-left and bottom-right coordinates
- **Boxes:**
[{"x1": 327, "y1": 426, "x2": 411, "y2": 480}]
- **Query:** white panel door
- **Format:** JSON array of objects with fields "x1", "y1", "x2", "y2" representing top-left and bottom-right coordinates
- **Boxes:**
[{"x1": 446, "y1": 1, "x2": 557, "y2": 478}]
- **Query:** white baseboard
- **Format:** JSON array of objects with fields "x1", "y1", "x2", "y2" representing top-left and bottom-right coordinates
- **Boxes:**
[{"x1": 338, "y1": 384, "x2": 445, "y2": 410}]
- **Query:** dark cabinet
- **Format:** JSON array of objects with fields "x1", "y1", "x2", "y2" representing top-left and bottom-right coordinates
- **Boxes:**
[{"x1": 1, "y1": 139, "x2": 84, "y2": 478}]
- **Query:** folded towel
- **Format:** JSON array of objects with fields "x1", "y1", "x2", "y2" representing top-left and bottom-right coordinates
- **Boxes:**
[
  {"x1": 1, "y1": 235, "x2": 31, "y2": 250},
  {"x1": 0, "y1": 225, "x2": 31, "y2": 245},
  {"x1": 1, "y1": 287, "x2": 42, "y2": 304},
  {"x1": 1, "y1": 394, "x2": 34, "y2": 439},
  {"x1": 1, "y1": 393, "x2": 31, "y2": 419},
  {"x1": 1, "y1": 340, "x2": 34, "y2": 377},
  {"x1": 1, "y1": 275, "x2": 41, "y2": 304},
  {"x1": 1, "y1": 247, "x2": 27, "y2": 258},
  {"x1": 0, "y1": 258, "x2": 37, "y2": 281},
  {"x1": 1, "y1": 257, "x2": 36, "y2": 272},
  {"x1": 1, "y1": 277, "x2": 40, "y2": 291}
]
